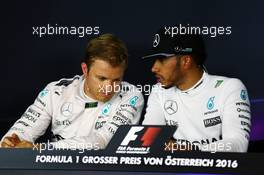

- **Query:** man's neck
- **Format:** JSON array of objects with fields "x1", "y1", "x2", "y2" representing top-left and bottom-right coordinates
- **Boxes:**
[
  {"x1": 177, "y1": 68, "x2": 204, "y2": 91},
  {"x1": 83, "y1": 81, "x2": 97, "y2": 101}
]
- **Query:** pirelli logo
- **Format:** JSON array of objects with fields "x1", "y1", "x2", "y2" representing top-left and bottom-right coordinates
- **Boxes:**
[{"x1": 203, "y1": 116, "x2": 222, "y2": 128}]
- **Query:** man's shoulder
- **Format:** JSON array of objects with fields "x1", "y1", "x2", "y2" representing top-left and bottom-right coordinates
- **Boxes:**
[
  {"x1": 46, "y1": 75, "x2": 82, "y2": 89},
  {"x1": 207, "y1": 74, "x2": 246, "y2": 90},
  {"x1": 40, "y1": 75, "x2": 82, "y2": 97}
]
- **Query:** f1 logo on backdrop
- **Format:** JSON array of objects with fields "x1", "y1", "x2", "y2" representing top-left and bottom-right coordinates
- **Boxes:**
[{"x1": 116, "y1": 126, "x2": 162, "y2": 154}]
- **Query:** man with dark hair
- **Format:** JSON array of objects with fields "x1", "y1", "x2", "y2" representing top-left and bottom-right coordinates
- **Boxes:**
[
  {"x1": 142, "y1": 28, "x2": 251, "y2": 152},
  {"x1": 1, "y1": 34, "x2": 144, "y2": 149}
]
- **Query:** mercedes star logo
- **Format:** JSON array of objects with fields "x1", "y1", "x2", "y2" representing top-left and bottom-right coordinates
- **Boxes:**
[
  {"x1": 164, "y1": 100, "x2": 178, "y2": 115},
  {"x1": 153, "y1": 33, "x2": 160, "y2": 47},
  {"x1": 61, "y1": 102, "x2": 73, "y2": 117}
]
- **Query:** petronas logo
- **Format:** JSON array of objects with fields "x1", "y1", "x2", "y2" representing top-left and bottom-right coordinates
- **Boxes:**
[{"x1": 215, "y1": 80, "x2": 223, "y2": 88}]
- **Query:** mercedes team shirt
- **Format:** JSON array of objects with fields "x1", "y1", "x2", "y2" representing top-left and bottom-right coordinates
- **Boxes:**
[
  {"x1": 1, "y1": 75, "x2": 144, "y2": 149},
  {"x1": 143, "y1": 72, "x2": 251, "y2": 152}
]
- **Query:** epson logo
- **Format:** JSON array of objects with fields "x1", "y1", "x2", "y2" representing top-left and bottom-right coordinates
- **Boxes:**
[
  {"x1": 113, "y1": 115, "x2": 130, "y2": 125},
  {"x1": 203, "y1": 116, "x2": 222, "y2": 128}
]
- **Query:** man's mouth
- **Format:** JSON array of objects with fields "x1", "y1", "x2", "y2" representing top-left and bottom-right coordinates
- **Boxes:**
[
  {"x1": 155, "y1": 75, "x2": 163, "y2": 83},
  {"x1": 100, "y1": 92, "x2": 113, "y2": 97}
]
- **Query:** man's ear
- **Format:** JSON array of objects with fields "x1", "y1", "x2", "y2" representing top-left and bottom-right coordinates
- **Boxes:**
[
  {"x1": 81, "y1": 62, "x2": 88, "y2": 77},
  {"x1": 181, "y1": 55, "x2": 192, "y2": 69}
]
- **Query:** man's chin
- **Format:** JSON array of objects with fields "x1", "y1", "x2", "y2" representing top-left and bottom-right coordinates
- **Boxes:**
[
  {"x1": 160, "y1": 82, "x2": 173, "y2": 89},
  {"x1": 97, "y1": 94, "x2": 114, "y2": 102}
]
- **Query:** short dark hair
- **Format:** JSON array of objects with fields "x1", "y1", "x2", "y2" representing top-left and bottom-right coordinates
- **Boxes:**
[
  {"x1": 191, "y1": 51, "x2": 207, "y2": 67},
  {"x1": 175, "y1": 51, "x2": 206, "y2": 68},
  {"x1": 84, "y1": 34, "x2": 128, "y2": 69}
]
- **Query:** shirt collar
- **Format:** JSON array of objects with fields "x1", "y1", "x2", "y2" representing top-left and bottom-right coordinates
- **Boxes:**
[
  {"x1": 76, "y1": 75, "x2": 98, "y2": 103},
  {"x1": 178, "y1": 71, "x2": 209, "y2": 95},
  {"x1": 75, "y1": 75, "x2": 119, "y2": 104}
]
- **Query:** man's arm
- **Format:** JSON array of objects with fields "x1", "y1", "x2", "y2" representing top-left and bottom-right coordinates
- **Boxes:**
[
  {"x1": 1, "y1": 85, "x2": 53, "y2": 147},
  {"x1": 201, "y1": 79, "x2": 251, "y2": 152}
]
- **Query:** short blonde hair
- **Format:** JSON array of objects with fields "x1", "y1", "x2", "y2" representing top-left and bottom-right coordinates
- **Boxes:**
[{"x1": 84, "y1": 34, "x2": 128, "y2": 69}]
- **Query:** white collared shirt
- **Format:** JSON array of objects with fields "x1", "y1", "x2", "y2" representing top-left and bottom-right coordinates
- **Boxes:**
[
  {"x1": 143, "y1": 72, "x2": 251, "y2": 152},
  {"x1": 1, "y1": 75, "x2": 144, "y2": 149}
]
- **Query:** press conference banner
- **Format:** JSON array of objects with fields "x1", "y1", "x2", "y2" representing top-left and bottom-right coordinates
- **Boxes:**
[{"x1": 0, "y1": 126, "x2": 263, "y2": 175}]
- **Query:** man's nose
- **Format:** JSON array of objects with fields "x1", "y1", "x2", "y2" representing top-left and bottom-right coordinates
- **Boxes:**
[
  {"x1": 151, "y1": 60, "x2": 160, "y2": 73},
  {"x1": 102, "y1": 80, "x2": 113, "y2": 92}
]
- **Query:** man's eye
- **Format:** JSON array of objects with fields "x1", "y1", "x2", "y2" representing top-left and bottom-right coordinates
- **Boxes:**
[
  {"x1": 157, "y1": 57, "x2": 166, "y2": 63},
  {"x1": 98, "y1": 77, "x2": 106, "y2": 81}
]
